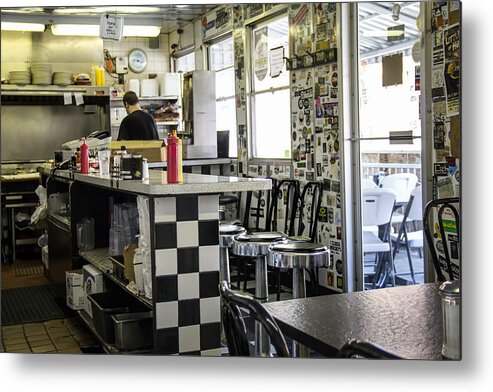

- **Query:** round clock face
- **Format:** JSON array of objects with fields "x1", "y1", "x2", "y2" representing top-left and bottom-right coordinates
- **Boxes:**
[{"x1": 128, "y1": 48, "x2": 148, "y2": 73}]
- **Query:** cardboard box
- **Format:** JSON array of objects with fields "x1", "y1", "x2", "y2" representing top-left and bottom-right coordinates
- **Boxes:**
[
  {"x1": 66, "y1": 269, "x2": 84, "y2": 310},
  {"x1": 110, "y1": 140, "x2": 166, "y2": 162},
  {"x1": 82, "y1": 264, "x2": 104, "y2": 317}
]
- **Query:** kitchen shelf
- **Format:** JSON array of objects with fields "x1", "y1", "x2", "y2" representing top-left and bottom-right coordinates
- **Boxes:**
[
  {"x1": 155, "y1": 120, "x2": 179, "y2": 125},
  {"x1": 48, "y1": 213, "x2": 71, "y2": 228},
  {"x1": 15, "y1": 237, "x2": 38, "y2": 246},
  {"x1": 79, "y1": 247, "x2": 152, "y2": 310},
  {"x1": 110, "y1": 95, "x2": 178, "y2": 101}
]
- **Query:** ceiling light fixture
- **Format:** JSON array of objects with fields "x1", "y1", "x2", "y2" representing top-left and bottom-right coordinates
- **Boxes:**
[
  {"x1": 51, "y1": 23, "x2": 161, "y2": 37},
  {"x1": 51, "y1": 23, "x2": 99, "y2": 36},
  {"x1": 1, "y1": 21, "x2": 45, "y2": 32},
  {"x1": 123, "y1": 25, "x2": 161, "y2": 37}
]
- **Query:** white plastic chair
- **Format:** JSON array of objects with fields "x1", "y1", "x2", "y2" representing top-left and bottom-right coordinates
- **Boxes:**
[
  {"x1": 390, "y1": 185, "x2": 423, "y2": 284},
  {"x1": 379, "y1": 173, "x2": 418, "y2": 205},
  {"x1": 361, "y1": 178, "x2": 377, "y2": 189},
  {"x1": 362, "y1": 188, "x2": 397, "y2": 288}
]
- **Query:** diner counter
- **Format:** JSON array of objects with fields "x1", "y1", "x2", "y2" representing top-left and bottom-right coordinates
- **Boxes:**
[{"x1": 40, "y1": 166, "x2": 270, "y2": 195}]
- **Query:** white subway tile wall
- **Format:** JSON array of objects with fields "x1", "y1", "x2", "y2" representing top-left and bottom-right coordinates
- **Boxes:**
[{"x1": 103, "y1": 34, "x2": 170, "y2": 84}]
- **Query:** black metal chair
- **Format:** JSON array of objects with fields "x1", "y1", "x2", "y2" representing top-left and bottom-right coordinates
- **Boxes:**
[
  {"x1": 423, "y1": 197, "x2": 460, "y2": 282},
  {"x1": 219, "y1": 281, "x2": 290, "y2": 357},
  {"x1": 275, "y1": 181, "x2": 323, "y2": 300},
  {"x1": 336, "y1": 339, "x2": 402, "y2": 359}
]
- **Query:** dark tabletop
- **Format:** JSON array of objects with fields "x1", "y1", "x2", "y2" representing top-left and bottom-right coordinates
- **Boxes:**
[{"x1": 264, "y1": 283, "x2": 443, "y2": 360}]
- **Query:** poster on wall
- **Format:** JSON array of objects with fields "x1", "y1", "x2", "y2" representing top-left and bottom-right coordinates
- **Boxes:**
[
  {"x1": 443, "y1": 24, "x2": 460, "y2": 114},
  {"x1": 202, "y1": 6, "x2": 232, "y2": 41},
  {"x1": 254, "y1": 27, "x2": 268, "y2": 81}
]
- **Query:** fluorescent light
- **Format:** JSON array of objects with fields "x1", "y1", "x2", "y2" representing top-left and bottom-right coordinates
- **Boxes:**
[
  {"x1": 51, "y1": 24, "x2": 99, "y2": 36},
  {"x1": 123, "y1": 25, "x2": 161, "y2": 37},
  {"x1": 51, "y1": 24, "x2": 161, "y2": 37},
  {"x1": 1, "y1": 22, "x2": 45, "y2": 32},
  {"x1": 53, "y1": 7, "x2": 161, "y2": 15}
]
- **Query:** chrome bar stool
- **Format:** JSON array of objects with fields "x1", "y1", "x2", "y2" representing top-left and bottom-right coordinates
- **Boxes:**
[
  {"x1": 232, "y1": 232, "x2": 287, "y2": 357},
  {"x1": 219, "y1": 194, "x2": 239, "y2": 222},
  {"x1": 268, "y1": 241, "x2": 330, "y2": 357},
  {"x1": 219, "y1": 223, "x2": 246, "y2": 286}
]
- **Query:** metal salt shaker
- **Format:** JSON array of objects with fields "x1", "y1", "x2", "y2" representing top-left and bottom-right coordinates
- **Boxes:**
[{"x1": 439, "y1": 280, "x2": 461, "y2": 360}]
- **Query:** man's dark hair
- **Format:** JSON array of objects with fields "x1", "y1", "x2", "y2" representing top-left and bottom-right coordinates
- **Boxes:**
[{"x1": 123, "y1": 91, "x2": 139, "y2": 106}]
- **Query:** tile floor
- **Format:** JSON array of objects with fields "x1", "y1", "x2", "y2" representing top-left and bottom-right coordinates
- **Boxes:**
[{"x1": 1, "y1": 260, "x2": 100, "y2": 354}]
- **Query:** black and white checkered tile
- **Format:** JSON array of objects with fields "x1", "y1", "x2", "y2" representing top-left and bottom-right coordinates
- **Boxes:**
[{"x1": 153, "y1": 194, "x2": 221, "y2": 356}]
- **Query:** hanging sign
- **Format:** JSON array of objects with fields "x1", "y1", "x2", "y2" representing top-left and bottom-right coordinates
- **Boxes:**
[
  {"x1": 270, "y1": 46, "x2": 284, "y2": 78},
  {"x1": 100, "y1": 14, "x2": 124, "y2": 41}
]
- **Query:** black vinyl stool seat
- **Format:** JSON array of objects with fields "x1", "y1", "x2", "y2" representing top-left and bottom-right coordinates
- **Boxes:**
[
  {"x1": 268, "y1": 242, "x2": 330, "y2": 269},
  {"x1": 232, "y1": 232, "x2": 287, "y2": 257},
  {"x1": 231, "y1": 232, "x2": 287, "y2": 357},
  {"x1": 267, "y1": 241, "x2": 330, "y2": 358},
  {"x1": 219, "y1": 224, "x2": 246, "y2": 285}
]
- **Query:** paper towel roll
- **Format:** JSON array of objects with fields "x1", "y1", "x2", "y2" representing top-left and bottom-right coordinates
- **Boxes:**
[
  {"x1": 140, "y1": 79, "x2": 158, "y2": 97},
  {"x1": 127, "y1": 79, "x2": 140, "y2": 95}
]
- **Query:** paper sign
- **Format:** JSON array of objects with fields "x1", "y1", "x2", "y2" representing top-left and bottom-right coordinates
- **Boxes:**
[
  {"x1": 100, "y1": 14, "x2": 124, "y2": 41},
  {"x1": 74, "y1": 92, "x2": 84, "y2": 106},
  {"x1": 270, "y1": 46, "x2": 284, "y2": 78},
  {"x1": 63, "y1": 92, "x2": 72, "y2": 105},
  {"x1": 382, "y1": 53, "x2": 403, "y2": 86},
  {"x1": 254, "y1": 27, "x2": 268, "y2": 81}
]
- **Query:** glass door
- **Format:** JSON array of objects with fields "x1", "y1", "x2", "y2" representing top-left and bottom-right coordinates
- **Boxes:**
[{"x1": 355, "y1": 2, "x2": 424, "y2": 290}]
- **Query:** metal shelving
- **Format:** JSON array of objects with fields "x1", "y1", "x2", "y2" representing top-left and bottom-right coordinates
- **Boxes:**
[{"x1": 79, "y1": 247, "x2": 152, "y2": 309}]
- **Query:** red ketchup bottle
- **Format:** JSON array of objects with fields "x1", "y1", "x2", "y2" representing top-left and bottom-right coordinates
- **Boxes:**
[
  {"x1": 80, "y1": 138, "x2": 89, "y2": 174},
  {"x1": 166, "y1": 131, "x2": 182, "y2": 183}
]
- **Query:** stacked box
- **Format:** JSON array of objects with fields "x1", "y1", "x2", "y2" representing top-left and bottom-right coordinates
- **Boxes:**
[
  {"x1": 66, "y1": 269, "x2": 84, "y2": 310},
  {"x1": 82, "y1": 264, "x2": 104, "y2": 317}
]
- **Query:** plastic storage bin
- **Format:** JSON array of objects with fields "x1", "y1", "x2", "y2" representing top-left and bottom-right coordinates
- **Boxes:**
[
  {"x1": 112, "y1": 311, "x2": 153, "y2": 351},
  {"x1": 87, "y1": 291, "x2": 131, "y2": 343}
]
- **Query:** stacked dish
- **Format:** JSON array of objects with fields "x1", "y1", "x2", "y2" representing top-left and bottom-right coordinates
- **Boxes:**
[
  {"x1": 31, "y1": 62, "x2": 53, "y2": 85},
  {"x1": 53, "y1": 72, "x2": 73, "y2": 86},
  {"x1": 9, "y1": 71, "x2": 31, "y2": 85}
]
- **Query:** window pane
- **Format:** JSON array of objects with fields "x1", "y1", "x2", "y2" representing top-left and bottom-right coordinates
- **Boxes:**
[
  {"x1": 175, "y1": 52, "x2": 195, "y2": 73},
  {"x1": 252, "y1": 16, "x2": 289, "y2": 91},
  {"x1": 216, "y1": 98, "x2": 237, "y2": 157},
  {"x1": 209, "y1": 37, "x2": 234, "y2": 70},
  {"x1": 215, "y1": 68, "x2": 235, "y2": 98},
  {"x1": 252, "y1": 89, "x2": 291, "y2": 159}
]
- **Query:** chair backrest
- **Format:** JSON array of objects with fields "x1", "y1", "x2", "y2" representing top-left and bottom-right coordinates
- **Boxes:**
[
  {"x1": 297, "y1": 181, "x2": 323, "y2": 241},
  {"x1": 267, "y1": 179, "x2": 300, "y2": 236},
  {"x1": 337, "y1": 339, "x2": 402, "y2": 359},
  {"x1": 423, "y1": 197, "x2": 460, "y2": 282},
  {"x1": 379, "y1": 173, "x2": 418, "y2": 204},
  {"x1": 243, "y1": 178, "x2": 277, "y2": 232},
  {"x1": 362, "y1": 188, "x2": 396, "y2": 227},
  {"x1": 219, "y1": 281, "x2": 290, "y2": 357},
  {"x1": 362, "y1": 178, "x2": 377, "y2": 189},
  {"x1": 407, "y1": 185, "x2": 423, "y2": 222}
]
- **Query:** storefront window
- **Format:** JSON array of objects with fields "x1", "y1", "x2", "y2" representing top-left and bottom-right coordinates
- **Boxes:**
[
  {"x1": 250, "y1": 14, "x2": 290, "y2": 159},
  {"x1": 175, "y1": 52, "x2": 195, "y2": 73}
]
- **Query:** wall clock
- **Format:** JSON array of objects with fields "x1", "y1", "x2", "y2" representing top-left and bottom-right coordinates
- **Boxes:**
[{"x1": 128, "y1": 48, "x2": 148, "y2": 73}]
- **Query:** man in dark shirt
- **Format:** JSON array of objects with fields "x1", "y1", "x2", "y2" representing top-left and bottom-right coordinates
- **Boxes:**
[{"x1": 117, "y1": 91, "x2": 159, "y2": 140}]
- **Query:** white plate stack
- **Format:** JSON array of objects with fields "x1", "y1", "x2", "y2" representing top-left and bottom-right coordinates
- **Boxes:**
[
  {"x1": 53, "y1": 72, "x2": 73, "y2": 86},
  {"x1": 31, "y1": 63, "x2": 53, "y2": 85},
  {"x1": 9, "y1": 71, "x2": 31, "y2": 85}
]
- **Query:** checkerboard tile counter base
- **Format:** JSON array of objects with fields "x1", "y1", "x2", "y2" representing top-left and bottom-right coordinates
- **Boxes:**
[{"x1": 153, "y1": 194, "x2": 221, "y2": 356}]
